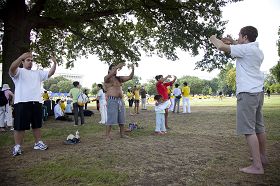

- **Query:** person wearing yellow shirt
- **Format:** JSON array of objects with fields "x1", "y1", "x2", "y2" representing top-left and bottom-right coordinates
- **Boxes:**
[
  {"x1": 60, "y1": 99, "x2": 66, "y2": 113},
  {"x1": 42, "y1": 91, "x2": 49, "y2": 101},
  {"x1": 133, "y1": 85, "x2": 140, "y2": 114},
  {"x1": 181, "y1": 82, "x2": 191, "y2": 113},
  {"x1": 168, "y1": 85, "x2": 175, "y2": 112},
  {"x1": 127, "y1": 87, "x2": 134, "y2": 115}
]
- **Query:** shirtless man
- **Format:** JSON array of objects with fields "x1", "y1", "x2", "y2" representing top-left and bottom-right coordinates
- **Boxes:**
[{"x1": 104, "y1": 63, "x2": 135, "y2": 140}]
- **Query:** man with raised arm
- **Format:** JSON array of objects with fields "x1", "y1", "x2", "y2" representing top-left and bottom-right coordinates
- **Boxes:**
[
  {"x1": 210, "y1": 26, "x2": 267, "y2": 174},
  {"x1": 104, "y1": 63, "x2": 135, "y2": 140},
  {"x1": 9, "y1": 52, "x2": 56, "y2": 156}
]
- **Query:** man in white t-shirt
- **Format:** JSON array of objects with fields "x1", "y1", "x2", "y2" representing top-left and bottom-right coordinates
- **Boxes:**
[
  {"x1": 54, "y1": 99, "x2": 73, "y2": 121},
  {"x1": 210, "y1": 26, "x2": 267, "y2": 174},
  {"x1": 9, "y1": 52, "x2": 56, "y2": 156}
]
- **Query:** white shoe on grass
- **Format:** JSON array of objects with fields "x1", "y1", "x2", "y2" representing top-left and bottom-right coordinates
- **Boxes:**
[
  {"x1": 12, "y1": 144, "x2": 23, "y2": 156},
  {"x1": 34, "y1": 141, "x2": 48, "y2": 150}
]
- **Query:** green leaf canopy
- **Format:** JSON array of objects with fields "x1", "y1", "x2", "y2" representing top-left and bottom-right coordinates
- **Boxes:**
[{"x1": 0, "y1": 0, "x2": 242, "y2": 89}]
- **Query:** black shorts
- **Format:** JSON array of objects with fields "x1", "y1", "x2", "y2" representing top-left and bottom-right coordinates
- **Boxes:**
[
  {"x1": 128, "y1": 99, "x2": 134, "y2": 107},
  {"x1": 14, "y1": 102, "x2": 42, "y2": 131},
  {"x1": 134, "y1": 100, "x2": 139, "y2": 105}
]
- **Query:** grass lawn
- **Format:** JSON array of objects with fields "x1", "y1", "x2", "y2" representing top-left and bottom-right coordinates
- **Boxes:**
[{"x1": 0, "y1": 95, "x2": 279, "y2": 185}]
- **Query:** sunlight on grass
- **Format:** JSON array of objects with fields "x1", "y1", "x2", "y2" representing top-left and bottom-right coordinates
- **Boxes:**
[
  {"x1": 23, "y1": 158, "x2": 128, "y2": 185},
  {"x1": 1, "y1": 95, "x2": 279, "y2": 185}
]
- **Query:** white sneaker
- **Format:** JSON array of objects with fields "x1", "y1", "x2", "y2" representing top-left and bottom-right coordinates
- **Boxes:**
[
  {"x1": 34, "y1": 141, "x2": 48, "y2": 150},
  {"x1": 12, "y1": 144, "x2": 23, "y2": 156}
]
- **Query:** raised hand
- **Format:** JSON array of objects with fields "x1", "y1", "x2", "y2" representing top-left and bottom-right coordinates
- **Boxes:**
[
  {"x1": 116, "y1": 63, "x2": 125, "y2": 71},
  {"x1": 221, "y1": 35, "x2": 235, "y2": 45}
]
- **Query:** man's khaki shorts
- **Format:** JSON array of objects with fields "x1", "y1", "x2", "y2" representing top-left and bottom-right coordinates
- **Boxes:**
[{"x1": 236, "y1": 92, "x2": 265, "y2": 135}]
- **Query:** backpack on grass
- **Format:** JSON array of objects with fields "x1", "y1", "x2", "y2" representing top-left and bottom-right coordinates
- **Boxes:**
[{"x1": 0, "y1": 91, "x2": 8, "y2": 106}]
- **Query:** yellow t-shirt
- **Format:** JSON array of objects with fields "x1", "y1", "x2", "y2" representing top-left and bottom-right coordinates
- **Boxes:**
[
  {"x1": 134, "y1": 89, "x2": 140, "y2": 100},
  {"x1": 182, "y1": 86, "x2": 190, "y2": 98},
  {"x1": 60, "y1": 102, "x2": 66, "y2": 112},
  {"x1": 42, "y1": 92, "x2": 49, "y2": 101},
  {"x1": 168, "y1": 87, "x2": 174, "y2": 98},
  {"x1": 127, "y1": 92, "x2": 134, "y2": 99}
]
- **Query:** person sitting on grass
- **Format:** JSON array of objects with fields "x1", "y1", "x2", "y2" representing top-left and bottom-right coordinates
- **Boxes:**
[
  {"x1": 154, "y1": 95, "x2": 171, "y2": 135},
  {"x1": 54, "y1": 99, "x2": 73, "y2": 121},
  {"x1": 65, "y1": 97, "x2": 73, "y2": 115}
]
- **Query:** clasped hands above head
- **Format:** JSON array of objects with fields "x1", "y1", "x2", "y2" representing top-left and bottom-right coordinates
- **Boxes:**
[{"x1": 210, "y1": 34, "x2": 235, "y2": 45}]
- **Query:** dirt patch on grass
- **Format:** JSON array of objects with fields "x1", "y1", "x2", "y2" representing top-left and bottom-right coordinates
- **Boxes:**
[{"x1": 0, "y1": 106, "x2": 279, "y2": 185}]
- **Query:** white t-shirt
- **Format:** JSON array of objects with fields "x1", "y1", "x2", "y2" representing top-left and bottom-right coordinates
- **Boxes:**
[
  {"x1": 11, "y1": 68, "x2": 48, "y2": 104},
  {"x1": 54, "y1": 104, "x2": 63, "y2": 119},
  {"x1": 230, "y1": 42, "x2": 264, "y2": 94},
  {"x1": 155, "y1": 100, "x2": 171, "y2": 113},
  {"x1": 97, "y1": 89, "x2": 106, "y2": 105},
  {"x1": 173, "y1": 87, "x2": 182, "y2": 97}
]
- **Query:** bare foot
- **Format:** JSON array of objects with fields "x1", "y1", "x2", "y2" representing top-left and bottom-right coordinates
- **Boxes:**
[
  {"x1": 105, "y1": 136, "x2": 112, "y2": 141},
  {"x1": 154, "y1": 131, "x2": 164, "y2": 135},
  {"x1": 120, "y1": 135, "x2": 130, "y2": 139},
  {"x1": 239, "y1": 165, "x2": 264, "y2": 174}
]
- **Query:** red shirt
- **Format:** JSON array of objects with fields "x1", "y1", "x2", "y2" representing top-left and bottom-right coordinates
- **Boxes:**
[{"x1": 156, "y1": 81, "x2": 173, "y2": 100}]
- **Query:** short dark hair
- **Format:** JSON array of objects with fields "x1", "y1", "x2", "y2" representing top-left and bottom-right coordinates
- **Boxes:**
[
  {"x1": 73, "y1": 81, "x2": 79, "y2": 87},
  {"x1": 98, "y1": 84, "x2": 103, "y2": 89},
  {"x1": 240, "y1": 26, "x2": 258, "y2": 42},
  {"x1": 155, "y1": 75, "x2": 163, "y2": 81},
  {"x1": 154, "y1": 95, "x2": 162, "y2": 101},
  {"x1": 109, "y1": 64, "x2": 115, "y2": 70},
  {"x1": 56, "y1": 99, "x2": 61, "y2": 104},
  {"x1": 175, "y1": 83, "x2": 179, "y2": 88},
  {"x1": 183, "y1": 82, "x2": 188, "y2": 86}
]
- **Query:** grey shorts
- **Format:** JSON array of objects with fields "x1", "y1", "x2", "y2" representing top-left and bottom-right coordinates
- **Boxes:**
[
  {"x1": 106, "y1": 97, "x2": 125, "y2": 125},
  {"x1": 236, "y1": 92, "x2": 265, "y2": 135}
]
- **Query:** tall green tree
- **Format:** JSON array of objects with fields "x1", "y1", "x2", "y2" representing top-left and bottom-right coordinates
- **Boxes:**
[
  {"x1": 271, "y1": 26, "x2": 280, "y2": 83},
  {"x1": 91, "y1": 82, "x2": 98, "y2": 95},
  {"x1": 178, "y1": 75, "x2": 206, "y2": 95},
  {"x1": 0, "y1": 0, "x2": 241, "y2": 90},
  {"x1": 56, "y1": 80, "x2": 73, "y2": 93},
  {"x1": 270, "y1": 62, "x2": 280, "y2": 84},
  {"x1": 225, "y1": 67, "x2": 236, "y2": 94},
  {"x1": 216, "y1": 63, "x2": 235, "y2": 95},
  {"x1": 145, "y1": 79, "x2": 157, "y2": 96},
  {"x1": 123, "y1": 75, "x2": 141, "y2": 93},
  {"x1": 43, "y1": 75, "x2": 73, "y2": 92}
]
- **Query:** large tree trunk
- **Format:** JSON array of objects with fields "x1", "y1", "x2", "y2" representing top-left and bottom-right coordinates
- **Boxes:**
[{"x1": 2, "y1": 0, "x2": 31, "y2": 91}]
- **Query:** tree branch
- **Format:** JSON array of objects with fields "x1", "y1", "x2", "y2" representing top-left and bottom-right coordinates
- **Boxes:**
[
  {"x1": 32, "y1": 8, "x2": 132, "y2": 29},
  {"x1": 29, "y1": 0, "x2": 47, "y2": 16},
  {"x1": 68, "y1": 27, "x2": 107, "y2": 43}
]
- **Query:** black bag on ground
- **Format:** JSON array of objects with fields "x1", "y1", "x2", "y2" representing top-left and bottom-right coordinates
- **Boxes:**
[{"x1": 83, "y1": 109, "x2": 93, "y2": 117}]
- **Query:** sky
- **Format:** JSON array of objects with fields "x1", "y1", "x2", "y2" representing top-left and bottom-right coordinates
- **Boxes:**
[{"x1": 56, "y1": 0, "x2": 280, "y2": 89}]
